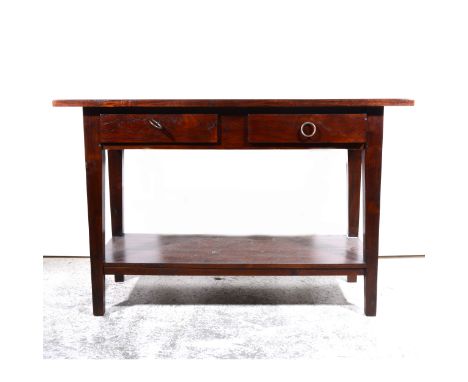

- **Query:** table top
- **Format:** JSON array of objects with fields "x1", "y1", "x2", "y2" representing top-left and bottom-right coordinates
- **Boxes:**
[{"x1": 52, "y1": 99, "x2": 414, "y2": 108}]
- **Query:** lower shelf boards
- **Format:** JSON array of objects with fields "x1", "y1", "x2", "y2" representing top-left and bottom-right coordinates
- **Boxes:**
[{"x1": 104, "y1": 234, "x2": 366, "y2": 276}]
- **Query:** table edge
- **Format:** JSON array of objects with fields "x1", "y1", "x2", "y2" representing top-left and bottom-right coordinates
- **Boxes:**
[{"x1": 52, "y1": 99, "x2": 415, "y2": 107}]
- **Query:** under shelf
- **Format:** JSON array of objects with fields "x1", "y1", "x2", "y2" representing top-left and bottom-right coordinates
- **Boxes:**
[{"x1": 104, "y1": 234, "x2": 366, "y2": 276}]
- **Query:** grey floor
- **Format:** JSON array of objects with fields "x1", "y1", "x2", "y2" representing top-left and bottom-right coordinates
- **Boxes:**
[{"x1": 43, "y1": 257, "x2": 424, "y2": 359}]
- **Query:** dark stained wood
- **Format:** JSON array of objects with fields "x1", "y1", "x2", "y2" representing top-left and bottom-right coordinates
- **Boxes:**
[
  {"x1": 347, "y1": 150, "x2": 362, "y2": 237},
  {"x1": 104, "y1": 267, "x2": 364, "y2": 277},
  {"x1": 114, "y1": 274, "x2": 125, "y2": 282},
  {"x1": 99, "y1": 111, "x2": 366, "y2": 150},
  {"x1": 108, "y1": 150, "x2": 124, "y2": 283},
  {"x1": 102, "y1": 142, "x2": 365, "y2": 150},
  {"x1": 347, "y1": 274, "x2": 358, "y2": 282},
  {"x1": 83, "y1": 108, "x2": 106, "y2": 316},
  {"x1": 56, "y1": 99, "x2": 412, "y2": 316},
  {"x1": 219, "y1": 115, "x2": 246, "y2": 149},
  {"x1": 248, "y1": 114, "x2": 367, "y2": 144},
  {"x1": 105, "y1": 234, "x2": 365, "y2": 268},
  {"x1": 100, "y1": 114, "x2": 218, "y2": 144},
  {"x1": 108, "y1": 150, "x2": 124, "y2": 236},
  {"x1": 53, "y1": 99, "x2": 414, "y2": 108},
  {"x1": 363, "y1": 107, "x2": 384, "y2": 316}
]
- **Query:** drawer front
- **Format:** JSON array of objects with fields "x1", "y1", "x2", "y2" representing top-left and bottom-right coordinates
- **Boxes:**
[
  {"x1": 100, "y1": 114, "x2": 218, "y2": 143},
  {"x1": 247, "y1": 114, "x2": 367, "y2": 144}
]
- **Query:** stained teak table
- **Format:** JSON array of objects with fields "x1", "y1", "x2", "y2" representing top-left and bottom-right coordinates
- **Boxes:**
[{"x1": 53, "y1": 99, "x2": 414, "y2": 316}]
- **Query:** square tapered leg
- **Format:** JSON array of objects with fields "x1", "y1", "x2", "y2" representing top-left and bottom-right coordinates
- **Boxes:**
[
  {"x1": 363, "y1": 108, "x2": 384, "y2": 316},
  {"x1": 83, "y1": 108, "x2": 106, "y2": 316},
  {"x1": 108, "y1": 149, "x2": 125, "y2": 283}
]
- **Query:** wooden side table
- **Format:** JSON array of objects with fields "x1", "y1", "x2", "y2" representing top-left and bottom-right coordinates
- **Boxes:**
[{"x1": 53, "y1": 99, "x2": 414, "y2": 316}]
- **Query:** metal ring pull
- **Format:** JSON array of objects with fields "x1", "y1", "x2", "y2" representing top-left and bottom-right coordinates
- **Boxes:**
[
  {"x1": 300, "y1": 122, "x2": 317, "y2": 137},
  {"x1": 148, "y1": 119, "x2": 163, "y2": 130}
]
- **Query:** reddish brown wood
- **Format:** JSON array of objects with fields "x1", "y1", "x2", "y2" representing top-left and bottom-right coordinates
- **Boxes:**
[
  {"x1": 105, "y1": 234, "x2": 365, "y2": 268},
  {"x1": 100, "y1": 114, "x2": 218, "y2": 143},
  {"x1": 363, "y1": 107, "x2": 384, "y2": 316},
  {"x1": 219, "y1": 115, "x2": 246, "y2": 149},
  {"x1": 53, "y1": 99, "x2": 414, "y2": 108},
  {"x1": 103, "y1": 142, "x2": 365, "y2": 150},
  {"x1": 55, "y1": 99, "x2": 412, "y2": 316},
  {"x1": 347, "y1": 150, "x2": 362, "y2": 237},
  {"x1": 83, "y1": 108, "x2": 106, "y2": 316},
  {"x1": 108, "y1": 150, "x2": 124, "y2": 236},
  {"x1": 104, "y1": 266, "x2": 364, "y2": 277},
  {"x1": 108, "y1": 150, "x2": 124, "y2": 283},
  {"x1": 101, "y1": 111, "x2": 366, "y2": 150},
  {"x1": 248, "y1": 114, "x2": 367, "y2": 144}
]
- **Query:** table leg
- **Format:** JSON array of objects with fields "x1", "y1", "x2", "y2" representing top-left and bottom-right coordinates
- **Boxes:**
[
  {"x1": 83, "y1": 108, "x2": 106, "y2": 316},
  {"x1": 108, "y1": 150, "x2": 124, "y2": 283},
  {"x1": 347, "y1": 149, "x2": 362, "y2": 283},
  {"x1": 363, "y1": 107, "x2": 384, "y2": 316},
  {"x1": 347, "y1": 149, "x2": 361, "y2": 238}
]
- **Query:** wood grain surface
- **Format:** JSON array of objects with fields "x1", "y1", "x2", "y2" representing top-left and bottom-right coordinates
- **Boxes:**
[
  {"x1": 105, "y1": 234, "x2": 365, "y2": 269},
  {"x1": 100, "y1": 113, "x2": 218, "y2": 143},
  {"x1": 248, "y1": 114, "x2": 367, "y2": 144},
  {"x1": 53, "y1": 99, "x2": 414, "y2": 108}
]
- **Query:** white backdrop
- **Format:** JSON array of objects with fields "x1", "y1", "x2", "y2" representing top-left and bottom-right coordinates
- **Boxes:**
[{"x1": 1, "y1": 0, "x2": 466, "y2": 261}]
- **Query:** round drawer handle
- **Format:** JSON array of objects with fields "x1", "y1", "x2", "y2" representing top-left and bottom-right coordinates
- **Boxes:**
[
  {"x1": 148, "y1": 119, "x2": 163, "y2": 130},
  {"x1": 300, "y1": 121, "x2": 317, "y2": 138}
]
